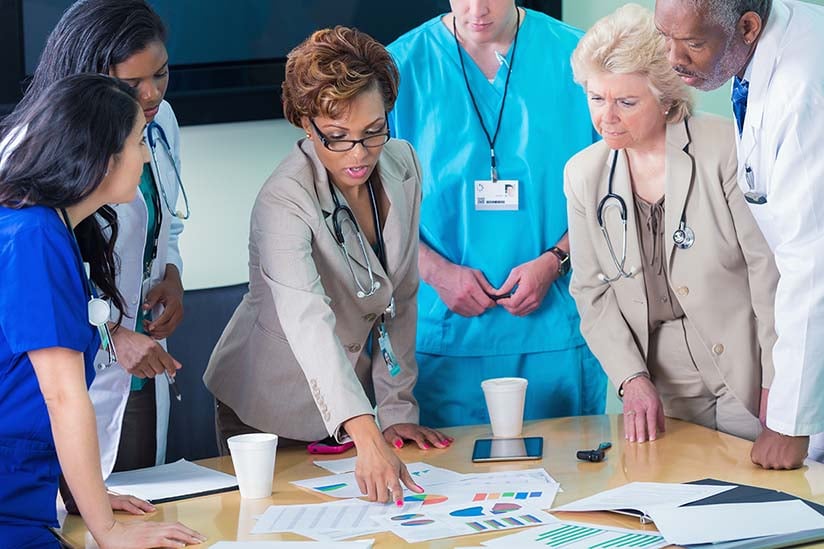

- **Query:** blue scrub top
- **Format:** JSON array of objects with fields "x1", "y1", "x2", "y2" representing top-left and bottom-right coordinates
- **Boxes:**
[
  {"x1": 388, "y1": 10, "x2": 597, "y2": 356},
  {"x1": 0, "y1": 206, "x2": 98, "y2": 537}
]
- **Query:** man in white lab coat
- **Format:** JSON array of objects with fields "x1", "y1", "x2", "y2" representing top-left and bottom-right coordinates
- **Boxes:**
[{"x1": 654, "y1": 0, "x2": 824, "y2": 469}]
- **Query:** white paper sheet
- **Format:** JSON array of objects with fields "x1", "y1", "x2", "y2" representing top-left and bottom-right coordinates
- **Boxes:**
[
  {"x1": 374, "y1": 504, "x2": 556, "y2": 543},
  {"x1": 645, "y1": 500, "x2": 824, "y2": 545},
  {"x1": 210, "y1": 541, "x2": 374, "y2": 548},
  {"x1": 105, "y1": 459, "x2": 237, "y2": 502},
  {"x1": 314, "y1": 456, "x2": 358, "y2": 474},
  {"x1": 292, "y1": 462, "x2": 465, "y2": 499},
  {"x1": 251, "y1": 499, "x2": 421, "y2": 535},
  {"x1": 482, "y1": 520, "x2": 668, "y2": 548},
  {"x1": 554, "y1": 482, "x2": 735, "y2": 513},
  {"x1": 461, "y1": 468, "x2": 559, "y2": 486}
]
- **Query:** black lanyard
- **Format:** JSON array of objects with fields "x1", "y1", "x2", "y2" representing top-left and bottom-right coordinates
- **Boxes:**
[{"x1": 452, "y1": 8, "x2": 521, "y2": 182}]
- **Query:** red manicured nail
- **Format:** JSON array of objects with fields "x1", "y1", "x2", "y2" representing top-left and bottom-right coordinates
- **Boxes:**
[
  {"x1": 423, "y1": 443, "x2": 431, "y2": 449},
  {"x1": 394, "y1": 439, "x2": 403, "y2": 448},
  {"x1": 396, "y1": 499, "x2": 403, "y2": 507}
]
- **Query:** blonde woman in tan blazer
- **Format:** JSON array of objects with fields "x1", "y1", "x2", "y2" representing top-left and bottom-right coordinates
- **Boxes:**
[
  {"x1": 564, "y1": 4, "x2": 778, "y2": 445},
  {"x1": 203, "y1": 27, "x2": 451, "y2": 505}
]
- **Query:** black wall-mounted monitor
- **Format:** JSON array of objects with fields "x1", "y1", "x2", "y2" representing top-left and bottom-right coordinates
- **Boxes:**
[{"x1": 1, "y1": 0, "x2": 561, "y2": 126}]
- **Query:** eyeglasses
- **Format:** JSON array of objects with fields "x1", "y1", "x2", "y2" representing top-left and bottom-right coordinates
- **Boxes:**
[{"x1": 310, "y1": 118, "x2": 390, "y2": 152}]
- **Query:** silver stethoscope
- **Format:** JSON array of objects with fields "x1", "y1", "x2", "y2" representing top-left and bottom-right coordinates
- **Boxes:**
[
  {"x1": 328, "y1": 177, "x2": 385, "y2": 300},
  {"x1": 597, "y1": 126, "x2": 695, "y2": 283},
  {"x1": 146, "y1": 121, "x2": 191, "y2": 220}
]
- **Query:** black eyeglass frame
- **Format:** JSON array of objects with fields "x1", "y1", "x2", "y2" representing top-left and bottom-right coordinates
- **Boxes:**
[{"x1": 309, "y1": 116, "x2": 391, "y2": 152}]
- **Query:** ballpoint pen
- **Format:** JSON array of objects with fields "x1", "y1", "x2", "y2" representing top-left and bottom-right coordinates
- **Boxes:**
[{"x1": 166, "y1": 371, "x2": 182, "y2": 401}]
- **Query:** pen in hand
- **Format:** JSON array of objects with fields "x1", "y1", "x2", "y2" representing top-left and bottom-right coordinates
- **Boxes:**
[{"x1": 166, "y1": 371, "x2": 182, "y2": 401}]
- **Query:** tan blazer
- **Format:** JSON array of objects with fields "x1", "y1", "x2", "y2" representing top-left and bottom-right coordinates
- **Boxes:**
[
  {"x1": 204, "y1": 138, "x2": 422, "y2": 441},
  {"x1": 564, "y1": 115, "x2": 778, "y2": 416}
]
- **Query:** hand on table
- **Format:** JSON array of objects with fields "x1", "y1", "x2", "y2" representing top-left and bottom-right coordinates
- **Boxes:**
[
  {"x1": 355, "y1": 436, "x2": 423, "y2": 505},
  {"x1": 622, "y1": 375, "x2": 665, "y2": 443},
  {"x1": 495, "y1": 253, "x2": 558, "y2": 316},
  {"x1": 96, "y1": 520, "x2": 206, "y2": 549},
  {"x1": 751, "y1": 427, "x2": 809, "y2": 470},
  {"x1": 108, "y1": 493, "x2": 155, "y2": 515},
  {"x1": 383, "y1": 423, "x2": 454, "y2": 450}
]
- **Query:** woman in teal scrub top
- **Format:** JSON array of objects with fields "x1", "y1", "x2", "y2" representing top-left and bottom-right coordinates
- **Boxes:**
[
  {"x1": 388, "y1": 0, "x2": 607, "y2": 426},
  {"x1": 0, "y1": 75, "x2": 203, "y2": 548}
]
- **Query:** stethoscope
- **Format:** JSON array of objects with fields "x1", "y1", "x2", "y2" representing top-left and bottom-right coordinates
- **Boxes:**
[
  {"x1": 146, "y1": 121, "x2": 191, "y2": 220},
  {"x1": 59, "y1": 208, "x2": 118, "y2": 369},
  {"x1": 328, "y1": 177, "x2": 385, "y2": 299},
  {"x1": 597, "y1": 122, "x2": 695, "y2": 283}
]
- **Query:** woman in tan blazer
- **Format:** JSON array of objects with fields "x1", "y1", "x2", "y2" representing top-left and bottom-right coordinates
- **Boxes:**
[
  {"x1": 564, "y1": 5, "x2": 778, "y2": 444},
  {"x1": 203, "y1": 27, "x2": 451, "y2": 504}
]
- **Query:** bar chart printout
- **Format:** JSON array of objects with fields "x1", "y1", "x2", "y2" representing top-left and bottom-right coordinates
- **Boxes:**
[{"x1": 483, "y1": 521, "x2": 668, "y2": 549}]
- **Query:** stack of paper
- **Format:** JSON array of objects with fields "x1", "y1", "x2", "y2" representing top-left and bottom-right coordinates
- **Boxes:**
[{"x1": 106, "y1": 459, "x2": 238, "y2": 503}]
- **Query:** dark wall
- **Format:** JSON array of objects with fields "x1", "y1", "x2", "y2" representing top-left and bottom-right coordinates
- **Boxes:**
[{"x1": 165, "y1": 283, "x2": 247, "y2": 461}]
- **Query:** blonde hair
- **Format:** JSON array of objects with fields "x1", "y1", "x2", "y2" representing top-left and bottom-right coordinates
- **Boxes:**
[
  {"x1": 571, "y1": 3, "x2": 692, "y2": 123},
  {"x1": 282, "y1": 26, "x2": 399, "y2": 128}
]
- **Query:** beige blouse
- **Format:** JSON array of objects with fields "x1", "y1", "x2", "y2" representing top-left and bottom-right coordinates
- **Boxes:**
[{"x1": 634, "y1": 195, "x2": 685, "y2": 333}]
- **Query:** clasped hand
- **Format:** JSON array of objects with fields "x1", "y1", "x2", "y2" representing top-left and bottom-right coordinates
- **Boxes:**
[{"x1": 434, "y1": 254, "x2": 559, "y2": 318}]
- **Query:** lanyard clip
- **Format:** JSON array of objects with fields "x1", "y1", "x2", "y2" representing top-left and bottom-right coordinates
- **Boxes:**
[{"x1": 490, "y1": 148, "x2": 498, "y2": 182}]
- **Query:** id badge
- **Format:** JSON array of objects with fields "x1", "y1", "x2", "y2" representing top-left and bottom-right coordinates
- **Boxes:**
[
  {"x1": 378, "y1": 323, "x2": 400, "y2": 377},
  {"x1": 474, "y1": 179, "x2": 519, "y2": 211}
]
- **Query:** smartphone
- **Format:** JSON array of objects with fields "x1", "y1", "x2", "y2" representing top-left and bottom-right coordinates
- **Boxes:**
[
  {"x1": 471, "y1": 436, "x2": 543, "y2": 462},
  {"x1": 307, "y1": 438, "x2": 355, "y2": 455}
]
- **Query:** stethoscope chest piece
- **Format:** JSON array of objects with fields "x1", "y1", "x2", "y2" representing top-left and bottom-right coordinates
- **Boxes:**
[
  {"x1": 672, "y1": 223, "x2": 695, "y2": 249},
  {"x1": 88, "y1": 297, "x2": 111, "y2": 327}
]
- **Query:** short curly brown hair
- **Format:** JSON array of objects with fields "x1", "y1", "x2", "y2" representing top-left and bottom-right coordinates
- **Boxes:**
[{"x1": 282, "y1": 26, "x2": 399, "y2": 128}]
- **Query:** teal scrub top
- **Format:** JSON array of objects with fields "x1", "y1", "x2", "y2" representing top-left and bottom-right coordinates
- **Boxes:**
[{"x1": 388, "y1": 9, "x2": 597, "y2": 356}]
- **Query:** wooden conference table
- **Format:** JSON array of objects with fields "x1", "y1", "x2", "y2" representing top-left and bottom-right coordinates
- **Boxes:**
[{"x1": 57, "y1": 415, "x2": 824, "y2": 548}]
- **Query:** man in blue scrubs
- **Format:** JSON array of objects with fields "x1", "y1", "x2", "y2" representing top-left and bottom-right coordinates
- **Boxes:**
[{"x1": 388, "y1": 0, "x2": 606, "y2": 427}]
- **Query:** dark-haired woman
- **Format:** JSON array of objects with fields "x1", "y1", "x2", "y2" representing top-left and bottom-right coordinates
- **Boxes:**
[
  {"x1": 0, "y1": 74, "x2": 204, "y2": 549},
  {"x1": 5, "y1": 0, "x2": 188, "y2": 479}
]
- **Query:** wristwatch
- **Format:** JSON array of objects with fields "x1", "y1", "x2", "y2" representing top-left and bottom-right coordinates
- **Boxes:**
[{"x1": 547, "y1": 246, "x2": 570, "y2": 276}]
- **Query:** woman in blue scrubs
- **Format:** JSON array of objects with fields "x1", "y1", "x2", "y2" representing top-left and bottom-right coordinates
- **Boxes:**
[
  {"x1": 388, "y1": 0, "x2": 606, "y2": 426},
  {"x1": 0, "y1": 75, "x2": 204, "y2": 548}
]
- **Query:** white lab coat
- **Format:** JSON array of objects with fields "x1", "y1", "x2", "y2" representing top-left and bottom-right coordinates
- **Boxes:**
[
  {"x1": 90, "y1": 100, "x2": 185, "y2": 478},
  {"x1": 735, "y1": 0, "x2": 824, "y2": 451}
]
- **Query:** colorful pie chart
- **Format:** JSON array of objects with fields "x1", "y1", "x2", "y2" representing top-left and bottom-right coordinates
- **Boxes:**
[
  {"x1": 404, "y1": 494, "x2": 448, "y2": 505},
  {"x1": 401, "y1": 519, "x2": 435, "y2": 526},
  {"x1": 391, "y1": 513, "x2": 424, "y2": 521},
  {"x1": 491, "y1": 502, "x2": 521, "y2": 514},
  {"x1": 450, "y1": 506, "x2": 484, "y2": 517}
]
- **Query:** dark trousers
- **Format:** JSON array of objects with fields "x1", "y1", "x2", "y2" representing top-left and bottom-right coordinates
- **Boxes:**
[{"x1": 214, "y1": 399, "x2": 303, "y2": 456}]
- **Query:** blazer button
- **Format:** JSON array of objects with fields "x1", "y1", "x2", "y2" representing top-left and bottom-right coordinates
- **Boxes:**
[
  {"x1": 712, "y1": 343, "x2": 725, "y2": 355},
  {"x1": 363, "y1": 313, "x2": 377, "y2": 322},
  {"x1": 676, "y1": 286, "x2": 690, "y2": 297},
  {"x1": 346, "y1": 343, "x2": 362, "y2": 353}
]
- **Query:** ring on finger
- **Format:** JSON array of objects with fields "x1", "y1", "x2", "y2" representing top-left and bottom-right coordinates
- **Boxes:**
[{"x1": 625, "y1": 410, "x2": 637, "y2": 416}]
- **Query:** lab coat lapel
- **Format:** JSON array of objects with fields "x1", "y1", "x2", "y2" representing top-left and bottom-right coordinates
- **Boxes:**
[
  {"x1": 736, "y1": 0, "x2": 789, "y2": 176},
  {"x1": 302, "y1": 139, "x2": 375, "y2": 273},
  {"x1": 665, "y1": 120, "x2": 694, "y2": 267},
  {"x1": 375, "y1": 151, "x2": 410, "y2": 280}
]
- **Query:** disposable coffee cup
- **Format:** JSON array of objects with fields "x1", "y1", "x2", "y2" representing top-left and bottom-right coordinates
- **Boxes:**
[
  {"x1": 227, "y1": 433, "x2": 278, "y2": 499},
  {"x1": 481, "y1": 377, "x2": 528, "y2": 437}
]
